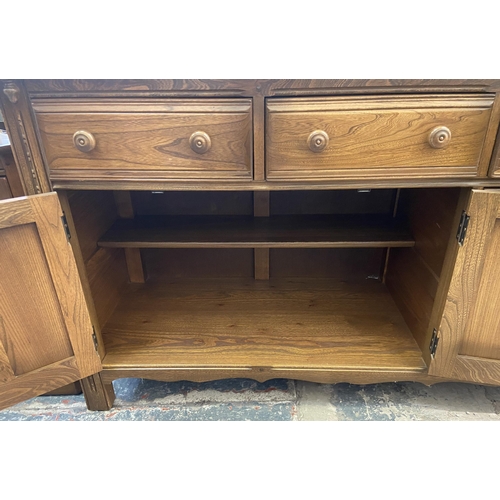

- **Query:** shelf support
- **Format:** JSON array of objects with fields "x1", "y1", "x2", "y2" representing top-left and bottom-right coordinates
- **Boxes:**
[
  {"x1": 125, "y1": 248, "x2": 146, "y2": 283},
  {"x1": 254, "y1": 191, "x2": 270, "y2": 279}
]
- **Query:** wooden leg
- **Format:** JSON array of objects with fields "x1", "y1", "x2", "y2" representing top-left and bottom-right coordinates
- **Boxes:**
[
  {"x1": 81, "y1": 373, "x2": 115, "y2": 411},
  {"x1": 125, "y1": 248, "x2": 146, "y2": 283},
  {"x1": 254, "y1": 248, "x2": 270, "y2": 280}
]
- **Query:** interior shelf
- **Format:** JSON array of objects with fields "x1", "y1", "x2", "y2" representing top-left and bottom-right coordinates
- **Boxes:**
[
  {"x1": 101, "y1": 277, "x2": 426, "y2": 372},
  {"x1": 98, "y1": 214, "x2": 415, "y2": 249}
]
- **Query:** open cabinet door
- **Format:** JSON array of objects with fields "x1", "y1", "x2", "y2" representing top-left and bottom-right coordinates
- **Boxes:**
[
  {"x1": 429, "y1": 189, "x2": 500, "y2": 385},
  {"x1": 0, "y1": 193, "x2": 102, "y2": 410}
]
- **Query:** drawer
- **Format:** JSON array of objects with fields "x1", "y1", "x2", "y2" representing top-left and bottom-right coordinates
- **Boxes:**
[
  {"x1": 266, "y1": 95, "x2": 495, "y2": 181},
  {"x1": 33, "y1": 99, "x2": 253, "y2": 182}
]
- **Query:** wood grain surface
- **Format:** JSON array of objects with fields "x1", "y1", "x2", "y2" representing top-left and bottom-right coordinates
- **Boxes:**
[
  {"x1": 429, "y1": 190, "x2": 500, "y2": 378},
  {"x1": 101, "y1": 278, "x2": 425, "y2": 372},
  {"x1": 97, "y1": 214, "x2": 415, "y2": 249},
  {"x1": 0, "y1": 193, "x2": 101, "y2": 408},
  {"x1": 459, "y1": 219, "x2": 500, "y2": 359},
  {"x1": 23, "y1": 79, "x2": 500, "y2": 95},
  {"x1": 266, "y1": 95, "x2": 494, "y2": 181},
  {"x1": 33, "y1": 99, "x2": 253, "y2": 182}
]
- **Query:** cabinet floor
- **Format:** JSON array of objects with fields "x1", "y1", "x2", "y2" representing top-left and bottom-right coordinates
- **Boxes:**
[
  {"x1": 1, "y1": 378, "x2": 500, "y2": 420},
  {"x1": 101, "y1": 278, "x2": 426, "y2": 372}
]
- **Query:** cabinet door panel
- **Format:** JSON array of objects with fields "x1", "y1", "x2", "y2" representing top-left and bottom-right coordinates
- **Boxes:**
[
  {"x1": 429, "y1": 189, "x2": 500, "y2": 384},
  {"x1": 0, "y1": 193, "x2": 101, "y2": 410}
]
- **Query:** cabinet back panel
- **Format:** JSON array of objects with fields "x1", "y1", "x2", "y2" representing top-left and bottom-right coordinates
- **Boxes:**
[
  {"x1": 270, "y1": 248, "x2": 385, "y2": 280},
  {"x1": 271, "y1": 190, "x2": 396, "y2": 215},
  {"x1": 143, "y1": 248, "x2": 254, "y2": 279},
  {"x1": 0, "y1": 224, "x2": 74, "y2": 376},
  {"x1": 132, "y1": 191, "x2": 253, "y2": 216}
]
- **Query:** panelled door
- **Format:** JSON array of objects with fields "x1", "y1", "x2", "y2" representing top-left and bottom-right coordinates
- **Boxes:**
[
  {"x1": 429, "y1": 189, "x2": 500, "y2": 384},
  {"x1": 0, "y1": 192, "x2": 101, "y2": 410}
]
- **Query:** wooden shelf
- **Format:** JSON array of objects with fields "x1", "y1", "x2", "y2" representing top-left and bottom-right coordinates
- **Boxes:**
[
  {"x1": 101, "y1": 278, "x2": 426, "y2": 372},
  {"x1": 98, "y1": 215, "x2": 415, "y2": 249}
]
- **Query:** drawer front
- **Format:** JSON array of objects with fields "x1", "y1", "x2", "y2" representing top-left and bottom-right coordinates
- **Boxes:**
[
  {"x1": 33, "y1": 99, "x2": 253, "y2": 182},
  {"x1": 266, "y1": 95, "x2": 494, "y2": 181}
]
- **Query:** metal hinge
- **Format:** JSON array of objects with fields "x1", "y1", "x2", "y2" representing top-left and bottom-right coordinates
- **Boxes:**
[
  {"x1": 429, "y1": 328, "x2": 439, "y2": 358},
  {"x1": 456, "y1": 210, "x2": 470, "y2": 246},
  {"x1": 92, "y1": 326, "x2": 99, "y2": 354},
  {"x1": 61, "y1": 213, "x2": 71, "y2": 241}
]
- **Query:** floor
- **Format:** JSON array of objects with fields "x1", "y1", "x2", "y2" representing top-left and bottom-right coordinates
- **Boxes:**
[{"x1": 1, "y1": 378, "x2": 500, "y2": 420}]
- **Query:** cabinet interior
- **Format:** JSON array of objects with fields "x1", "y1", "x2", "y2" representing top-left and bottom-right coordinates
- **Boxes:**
[{"x1": 62, "y1": 187, "x2": 461, "y2": 376}]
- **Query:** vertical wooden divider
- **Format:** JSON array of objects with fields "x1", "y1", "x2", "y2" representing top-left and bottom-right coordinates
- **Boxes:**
[
  {"x1": 114, "y1": 191, "x2": 146, "y2": 283},
  {"x1": 254, "y1": 191, "x2": 270, "y2": 280}
]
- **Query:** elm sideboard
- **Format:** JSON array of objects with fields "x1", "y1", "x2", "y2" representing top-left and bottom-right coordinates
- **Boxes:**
[{"x1": 2, "y1": 79, "x2": 500, "y2": 411}]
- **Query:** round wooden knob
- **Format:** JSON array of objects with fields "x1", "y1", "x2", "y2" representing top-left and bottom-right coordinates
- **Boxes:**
[
  {"x1": 73, "y1": 131, "x2": 96, "y2": 153},
  {"x1": 189, "y1": 131, "x2": 211, "y2": 154},
  {"x1": 428, "y1": 126, "x2": 451, "y2": 149},
  {"x1": 307, "y1": 130, "x2": 329, "y2": 153}
]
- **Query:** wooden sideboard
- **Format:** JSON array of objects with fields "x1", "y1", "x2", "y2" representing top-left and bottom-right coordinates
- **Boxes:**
[{"x1": 2, "y1": 79, "x2": 500, "y2": 411}]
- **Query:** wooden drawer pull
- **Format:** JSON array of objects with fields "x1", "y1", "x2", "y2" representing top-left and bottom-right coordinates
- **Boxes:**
[
  {"x1": 73, "y1": 130, "x2": 96, "y2": 153},
  {"x1": 307, "y1": 130, "x2": 329, "y2": 153},
  {"x1": 428, "y1": 126, "x2": 451, "y2": 149},
  {"x1": 189, "y1": 131, "x2": 211, "y2": 154}
]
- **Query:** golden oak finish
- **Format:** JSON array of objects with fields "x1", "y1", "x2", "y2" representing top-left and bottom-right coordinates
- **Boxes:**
[
  {"x1": 266, "y1": 95, "x2": 494, "y2": 181},
  {"x1": 0, "y1": 193, "x2": 101, "y2": 409},
  {"x1": 101, "y1": 278, "x2": 425, "y2": 372},
  {"x1": 32, "y1": 99, "x2": 253, "y2": 182},
  {"x1": 429, "y1": 190, "x2": 500, "y2": 380},
  {"x1": 0, "y1": 81, "x2": 51, "y2": 195},
  {"x1": 4, "y1": 79, "x2": 500, "y2": 411}
]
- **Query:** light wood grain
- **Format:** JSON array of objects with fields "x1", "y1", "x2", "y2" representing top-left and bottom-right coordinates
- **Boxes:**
[
  {"x1": 386, "y1": 247, "x2": 438, "y2": 355},
  {"x1": 452, "y1": 355, "x2": 500, "y2": 385},
  {"x1": 0, "y1": 193, "x2": 102, "y2": 408},
  {"x1": 33, "y1": 99, "x2": 253, "y2": 182},
  {"x1": 0, "y1": 357, "x2": 80, "y2": 411},
  {"x1": 459, "y1": 219, "x2": 500, "y2": 358},
  {"x1": 267, "y1": 95, "x2": 493, "y2": 181},
  {"x1": 101, "y1": 278, "x2": 425, "y2": 372},
  {"x1": 101, "y1": 368, "x2": 444, "y2": 386},
  {"x1": 429, "y1": 190, "x2": 500, "y2": 377},
  {"x1": 0, "y1": 222, "x2": 73, "y2": 374},
  {"x1": 27, "y1": 194, "x2": 102, "y2": 377},
  {"x1": 253, "y1": 94, "x2": 265, "y2": 181}
]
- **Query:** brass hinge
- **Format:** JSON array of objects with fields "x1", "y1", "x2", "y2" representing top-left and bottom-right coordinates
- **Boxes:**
[
  {"x1": 92, "y1": 326, "x2": 99, "y2": 354},
  {"x1": 429, "y1": 328, "x2": 439, "y2": 358},
  {"x1": 61, "y1": 213, "x2": 71, "y2": 241},
  {"x1": 456, "y1": 210, "x2": 470, "y2": 246}
]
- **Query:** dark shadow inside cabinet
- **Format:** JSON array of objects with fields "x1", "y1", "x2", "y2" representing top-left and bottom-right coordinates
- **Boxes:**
[{"x1": 61, "y1": 187, "x2": 462, "y2": 378}]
